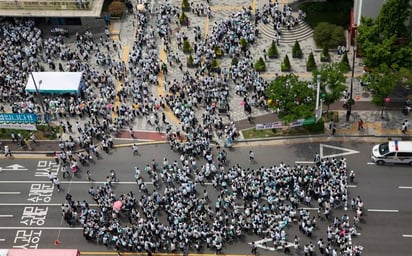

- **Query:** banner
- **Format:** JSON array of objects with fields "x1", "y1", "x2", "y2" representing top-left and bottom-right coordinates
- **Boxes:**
[
  {"x1": 0, "y1": 113, "x2": 38, "y2": 123},
  {"x1": 0, "y1": 123, "x2": 37, "y2": 131},
  {"x1": 256, "y1": 117, "x2": 315, "y2": 130}
]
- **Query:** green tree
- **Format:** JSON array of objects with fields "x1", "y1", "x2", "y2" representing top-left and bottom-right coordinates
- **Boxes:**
[
  {"x1": 182, "y1": 39, "x2": 192, "y2": 53},
  {"x1": 320, "y1": 45, "x2": 330, "y2": 62},
  {"x1": 179, "y1": 11, "x2": 189, "y2": 25},
  {"x1": 281, "y1": 54, "x2": 291, "y2": 72},
  {"x1": 239, "y1": 38, "x2": 248, "y2": 52},
  {"x1": 264, "y1": 74, "x2": 315, "y2": 122},
  {"x1": 292, "y1": 40, "x2": 303, "y2": 58},
  {"x1": 254, "y1": 57, "x2": 266, "y2": 72},
  {"x1": 313, "y1": 22, "x2": 345, "y2": 48},
  {"x1": 312, "y1": 63, "x2": 346, "y2": 115},
  {"x1": 377, "y1": 0, "x2": 411, "y2": 38},
  {"x1": 231, "y1": 57, "x2": 238, "y2": 66},
  {"x1": 306, "y1": 52, "x2": 317, "y2": 71},
  {"x1": 361, "y1": 64, "x2": 410, "y2": 118},
  {"x1": 182, "y1": 0, "x2": 190, "y2": 11},
  {"x1": 267, "y1": 40, "x2": 279, "y2": 58},
  {"x1": 339, "y1": 52, "x2": 351, "y2": 73}
]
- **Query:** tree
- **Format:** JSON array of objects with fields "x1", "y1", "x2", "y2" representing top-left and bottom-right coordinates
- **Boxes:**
[
  {"x1": 182, "y1": 0, "x2": 191, "y2": 11},
  {"x1": 313, "y1": 22, "x2": 345, "y2": 48},
  {"x1": 339, "y1": 52, "x2": 351, "y2": 73},
  {"x1": 264, "y1": 74, "x2": 316, "y2": 123},
  {"x1": 292, "y1": 40, "x2": 303, "y2": 58},
  {"x1": 357, "y1": 0, "x2": 412, "y2": 70},
  {"x1": 377, "y1": 0, "x2": 411, "y2": 39},
  {"x1": 320, "y1": 45, "x2": 330, "y2": 62},
  {"x1": 179, "y1": 11, "x2": 189, "y2": 25},
  {"x1": 281, "y1": 54, "x2": 291, "y2": 72},
  {"x1": 254, "y1": 57, "x2": 266, "y2": 72},
  {"x1": 312, "y1": 63, "x2": 346, "y2": 115},
  {"x1": 361, "y1": 64, "x2": 410, "y2": 118},
  {"x1": 182, "y1": 39, "x2": 192, "y2": 54},
  {"x1": 108, "y1": 0, "x2": 125, "y2": 17},
  {"x1": 268, "y1": 40, "x2": 279, "y2": 58},
  {"x1": 306, "y1": 52, "x2": 317, "y2": 71}
]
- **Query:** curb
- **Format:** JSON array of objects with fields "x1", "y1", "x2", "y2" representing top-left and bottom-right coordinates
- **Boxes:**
[{"x1": 4, "y1": 133, "x2": 412, "y2": 155}]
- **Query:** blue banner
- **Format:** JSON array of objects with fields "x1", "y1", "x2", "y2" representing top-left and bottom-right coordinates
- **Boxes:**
[{"x1": 0, "y1": 113, "x2": 38, "y2": 123}]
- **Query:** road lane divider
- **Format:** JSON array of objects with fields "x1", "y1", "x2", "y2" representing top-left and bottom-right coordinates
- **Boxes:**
[
  {"x1": 402, "y1": 234, "x2": 412, "y2": 238},
  {"x1": 367, "y1": 209, "x2": 399, "y2": 213},
  {"x1": 399, "y1": 186, "x2": 412, "y2": 189},
  {"x1": 0, "y1": 215, "x2": 13, "y2": 217},
  {"x1": 0, "y1": 192, "x2": 20, "y2": 195}
]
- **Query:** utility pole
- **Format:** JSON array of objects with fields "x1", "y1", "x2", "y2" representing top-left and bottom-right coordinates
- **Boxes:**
[
  {"x1": 315, "y1": 74, "x2": 321, "y2": 120},
  {"x1": 30, "y1": 73, "x2": 46, "y2": 123},
  {"x1": 347, "y1": 26, "x2": 357, "y2": 122}
]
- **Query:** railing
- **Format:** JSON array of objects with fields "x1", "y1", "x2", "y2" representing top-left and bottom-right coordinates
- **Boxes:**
[{"x1": 0, "y1": 0, "x2": 94, "y2": 11}]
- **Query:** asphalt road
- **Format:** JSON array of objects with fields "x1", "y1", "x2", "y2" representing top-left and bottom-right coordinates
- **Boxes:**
[{"x1": 0, "y1": 142, "x2": 411, "y2": 255}]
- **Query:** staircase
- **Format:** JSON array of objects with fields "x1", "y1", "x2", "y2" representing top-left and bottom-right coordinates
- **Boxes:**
[{"x1": 258, "y1": 20, "x2": 313, "y2": 44}]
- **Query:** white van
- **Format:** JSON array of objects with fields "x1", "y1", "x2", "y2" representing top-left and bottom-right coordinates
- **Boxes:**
[{"x1": 371, "y1": 141, "x2": 412, "y2": 165}]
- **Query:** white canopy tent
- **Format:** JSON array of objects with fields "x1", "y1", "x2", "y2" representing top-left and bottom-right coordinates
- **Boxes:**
[{"x1": 25, "y1": 72, "x2": 83, "y2": 95}]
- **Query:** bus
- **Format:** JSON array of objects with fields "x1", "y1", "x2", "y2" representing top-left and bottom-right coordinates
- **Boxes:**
[{"x1": 0, "y1": 249, "x2": 80, "y2": 256}]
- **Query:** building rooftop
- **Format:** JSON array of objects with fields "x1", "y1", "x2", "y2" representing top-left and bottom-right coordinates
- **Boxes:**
[{"x1": 0, "y1": 0, "x2": 104, "y2": 17}]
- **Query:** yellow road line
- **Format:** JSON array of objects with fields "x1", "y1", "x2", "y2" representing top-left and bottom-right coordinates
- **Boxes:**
[
  {"x1": 156, "y1": 47, "x2": 180, "y2": 126},
  {"x1": 204, "y1": 15, "x2": 210, "y2": 38},
  {"x1": 210, "y1": 5, "x2": 247, "y2": 11},
  {"x1": 111, "y1": 45, "x2": 129, "y2": 121}
]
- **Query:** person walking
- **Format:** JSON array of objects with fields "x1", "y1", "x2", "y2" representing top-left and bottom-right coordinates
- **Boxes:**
[
  {"x1": 251, "y1": 242, "x2": 257, "y2": 255},
  {"x1": 62, "y1": 165, "x2": 70, "y2": 179},
  {"x1": 132, "y1": 144, "x2": 139, "y2": 155},
  {"x1": 30, "y1": 132, "x2": 37, "y2": 144},
  {"x1": 4, "y1": 145, "x2": 12, "y2": 157},
  {"x1": 53, "y1": 177, "x2": 62, "y2": 191},
  {"x1": 402, "y1": 122, "x2": 407, "y2": 134},
  {"x1": 357, "y1": 119, "x2": 364, "y2": 131},
  {"x1": 249, "y1": 150, "x2": 255, "y2": 162},
  {"x1": 86, "y1": 170, "x2": 92, "y2": 182}
]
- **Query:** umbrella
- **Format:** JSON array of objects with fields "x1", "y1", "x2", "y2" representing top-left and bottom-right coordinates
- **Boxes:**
[
  {"x1": 113, "y1": 200, "x2": 123, "y2": 211},
  {"x1": 137, "y1": 4, "x2": 145, "y2": 11}
]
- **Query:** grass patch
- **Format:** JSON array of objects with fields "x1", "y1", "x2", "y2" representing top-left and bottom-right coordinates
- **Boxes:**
[
  {"x1": 0, "y1": 125, "x2": 61, "y2": 140},
  {"x1": 299, "y1": 1, "x2": 353, "y2": 28},
  {"x1": 242, "y1": 120, "x2": 325, "y2": 139}
]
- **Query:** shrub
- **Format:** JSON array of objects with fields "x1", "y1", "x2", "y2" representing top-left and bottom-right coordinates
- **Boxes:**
[
  {"x1": 179, "y1": 11, "x2": 189, "y2": 25},
  {"x1": 182, "y1": 39, "x2": 192, "y2": 54},
  {"x1": 231, "y1": 57, "x2": 239, "y2": 66},
  {"x1": 339, "y1": 51, "x2": 351, "y2": 72},
  {"x1": 239, "y1": 38, "x2": 248, "y2": 51},
  {"x1": 187, "y1": 54, "x2": 195, "y2": 68},
  {"x1": 268, "y1": 40, "x2": 279, "y2": 59},
  {"x1": 313, "y1": 22, "x2": 346, "y2": 48},
  {"x1": 292, "y1": 40, "x2": 303, "y2": 58},
  {"x1": 211, "y1": 58, "x2": 219, "y2": 69},
  {"x1": 214, "y1": 46, "x2": 223, "y2": 58},
  {"x1": 303, "y1": 120, "x2": 325, "y2": 133},
  {"x1": 182, "y1": 0, "x2": 190, "y2": 11},
  {"x1": 108, "y1": 1, "x2": 125, "y2": 17},
  {"x1": 281, "y1": 54, "x2": 291, "y2": 72},
  {"x1": 320, "y1": 45, "x2": 330, "y2": 62},
  {"x1": 254, "y1": 57, "x2": 266, "y2": 72},
  {"x1": 306, "y1": 52, "x2": 317, "y2": 71}
]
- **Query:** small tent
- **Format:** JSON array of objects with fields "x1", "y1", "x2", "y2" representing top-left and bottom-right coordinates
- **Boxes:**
[{"x1": 25, "y1": 72, "x2": 83, "y2": 95}]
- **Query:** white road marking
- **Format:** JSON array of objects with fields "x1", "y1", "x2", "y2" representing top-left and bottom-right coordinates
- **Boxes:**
[
  {"x1": 0, "y1": 238, "x2": 5, "y2": 242},
  {"x1": 348, "y1": 185, "x2": 357, "y2": 188},
  {"x1": 367, "y1": 209, "x2": 399, "y2": 213},
  {"x1": 0, "y1": 192, "x2": 20, "y2": 195},
  {"x1": 402, "y1": 234, "x2": 412, "y2": 238},
  {"x1": 0, "y1": 215, "x2": 13, "y2": 217},
  {"x1": 0, "y1": 203, "x2": 98, "y2": 207},
  {"x1": 367, "y1": 162, "x2": 376, "y2": 165},
  {"x1": 320, "y1": 144, "x2": 360, "y2": 159},
  {"x1": 295, "y1": 161, "x2": 313, "y2": 164},
  {"x1": 0, "y1": 227, "x2": 83, "y2": 230},
  {"x1": 399, "y1": 186, "x2": 412, "y2": 189}
]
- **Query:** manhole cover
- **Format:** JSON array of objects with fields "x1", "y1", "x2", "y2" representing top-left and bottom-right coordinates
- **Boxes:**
[{"x1": 362, "y1": 92, "x2": 370, "y2": 98}]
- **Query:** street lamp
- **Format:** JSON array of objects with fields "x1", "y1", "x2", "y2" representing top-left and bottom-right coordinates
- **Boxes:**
[
  {"x1": 347, "y1": 26, "x2": 357, "y2": 122},
  {"x1": 30, "y1": 73, "x2": 46, "y2": 123},
  {"x1": 315, "y1": 74, "x2": 321, "y2": 120}
]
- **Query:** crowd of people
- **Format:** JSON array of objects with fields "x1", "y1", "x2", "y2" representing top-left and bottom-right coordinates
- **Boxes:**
[{"x1": 62, "y1": 148, "x2": 363, "y2": 255}]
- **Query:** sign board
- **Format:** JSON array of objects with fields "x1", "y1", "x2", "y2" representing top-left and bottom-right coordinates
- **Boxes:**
[
  {"x1": 0, "y1": 113, "x2": 37, "y2": 123},
  {"x1": 256, "y1": 117, "x2": 315, "y2": 130},
  {"x1": 0, "y1": 123, "x2": 37, "y2": 130}
]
